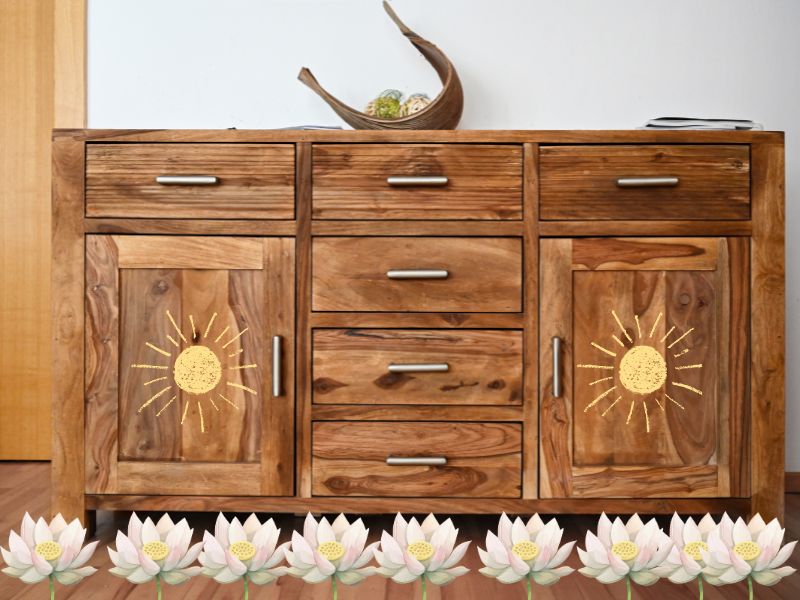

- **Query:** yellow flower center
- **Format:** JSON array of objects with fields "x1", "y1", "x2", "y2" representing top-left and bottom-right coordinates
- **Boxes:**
[
  {"x1": 34, "y1": 541, "x2": 62, "y2": 562},
  {"x1": 229, "y1": 540, "x2": 256, "y2": 562},
  {"x1": 733, "y1": 541, "x2": 761, "y2": 561},
  {"x1": 619, "y1": 345, "x2": 667, "y2": 394},
  {"x1": 317, "y1": 541, "x2": 345, "y2": 562},
  {"x1": 142, "y1": 540, "x2": 170, "y2": 562},
  {"x1": 511, "y1": 541, "x2": 540, "y2": 561},
  {"x1": 173, "y1": 345, "x2": 222, "y2": 394},
  {"x1": 407, "y1": 541, "x2": 435, "y2": 562},
  {"x1": 684, "y1": 541, "x2": 709, "y2": 561},
  {"x1": 611, "y1": 541, "x2": 639, "y2": 561}
]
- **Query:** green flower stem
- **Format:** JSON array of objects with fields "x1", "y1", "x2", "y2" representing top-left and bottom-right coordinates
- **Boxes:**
[
  {"x1": 49, "y1": 574, "x2": 55, "y2": 600},
  {"x1": 698, "y1": 574, "x2": 704, "y2": 600},
  {"x1": 526, "y1": 575, "x2": 532, "y2": 600},
  {"x1": 421, "y1": 574, "x2": 427, "y2": 600},
  {"x1": 332, "y1": 574, "x2": 338, "y2": 600},
  {"x1": 626, "y1": 576, "x2": 632, "y2": 600},
  {"x1": 156, "y1": 574, "x2": 162, "y2": 600},
  {"x1": 748, "y1": 576, "x2": 754, "y2": 600},
  {"x1": 243, "y1": 573, "x2": 249, "y2": 600}
]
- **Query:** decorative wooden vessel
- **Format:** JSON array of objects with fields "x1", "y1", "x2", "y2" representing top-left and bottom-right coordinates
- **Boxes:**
[
  {"x1": 298, "y1": 1, "x2": 463, "y2": 129},
  {"x1": 52, "y1": 128, "x2": 785, "y2": 524}
]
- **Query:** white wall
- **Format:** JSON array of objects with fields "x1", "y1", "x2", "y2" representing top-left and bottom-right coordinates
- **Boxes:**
[{"x1": 88, "y1": 0, "x2": 800, "y2": 467}]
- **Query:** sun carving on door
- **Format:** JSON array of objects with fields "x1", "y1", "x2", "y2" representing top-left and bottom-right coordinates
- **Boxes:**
[
  {"x1": 578, "y1": 310, "x2": 703, "y2": 433},
  {"x1": 130, "y1": 311, "x2": 257, "y2": 432}
]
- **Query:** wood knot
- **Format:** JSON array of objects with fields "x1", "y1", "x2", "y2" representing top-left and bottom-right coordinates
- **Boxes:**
[
  {"x1": 374, "y1": 372, "x2": 412, "y2": 389},
  {"x1": 313, "y1": 377, "x2": 346, "y2": 394},
  {"x1": 487, "y1": 379, "x2": 506, "y2": 390}
]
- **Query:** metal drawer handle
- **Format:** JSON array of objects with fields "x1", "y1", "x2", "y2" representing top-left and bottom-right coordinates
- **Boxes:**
[
  {"x1": 616, "y1": 176, "x2": 679, "y2": 188},
  {"x1": 386, "y1": 269, "x2": 449, "y2": 279},
  {"x1": 386, "y1": 456, "x2": 447, "y2": 466},
  {"x1": 387, "y1": 176, "x2": 448, "y2": 186},
  {"x1": 552, "y1": 336, "x2": 562, "y2": 398},
  {"x1": 272, "y1": 335, "x2": 282, "y2": 397},
  {"x1": 388, "y1": 363, "x2": 449, "y2": 373},
  {"x1": 155, "y1": 175, "x2": 219, "y2": 185}
]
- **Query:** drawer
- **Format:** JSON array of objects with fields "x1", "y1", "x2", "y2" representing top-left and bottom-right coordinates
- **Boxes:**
[
  {"x1": 312, "y1": 144, "x2": 523, "y2": 220},
  {"x1": 311, "y1": 237, "x2": 522, "y2": 312},
  {"x1": 312, "y1": 329, "x2": 523, "y2": 405},
  {"x1": 539, "y1": 145, "x2": 750, "y2": 220},
  {"x1": 312, "y1": 421, "x2": 522, "y2": 497},
  {"x1": 86, "y1": 143, "x2": 295, "y2": 219}
]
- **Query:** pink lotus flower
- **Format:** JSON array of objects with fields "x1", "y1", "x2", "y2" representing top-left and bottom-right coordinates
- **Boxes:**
[
  {"x1": 578, "y1": 513, "x2": 673, "y2": 599},
  {"x1": 701, "y1": 513, "x2": 796, "y2": 597},
  {"x1": 199, "y1": 513, "x2": 289, "y2": 597},
  {"x1": 285, "y1": 513, "x2": 377, "y2": 599},
  {"x1": 374, "y1": 513, "x2": 469, "y2": 599},
  {"x1": 108, "y1": 513, "x2": 202, "y2": 597},
  {"x1": 478, "y1": 513, "x2": 574, "y2": 598},
  {"x1": 1, "y1": 512, "x2": 97, "y2": 596}
]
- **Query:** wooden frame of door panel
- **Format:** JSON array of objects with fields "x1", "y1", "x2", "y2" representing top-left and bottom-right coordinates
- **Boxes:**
[
  {"x1": 539, "y1": 237, "x2": 749, "y2": 499},
  {"x1": 83, "y1": 235, "x2": 294, "y2": 497}
]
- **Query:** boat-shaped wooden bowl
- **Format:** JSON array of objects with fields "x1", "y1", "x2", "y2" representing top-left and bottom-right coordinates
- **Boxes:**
[{"x1": 298, "y1": 1, "x2": 463, "y2": 130}]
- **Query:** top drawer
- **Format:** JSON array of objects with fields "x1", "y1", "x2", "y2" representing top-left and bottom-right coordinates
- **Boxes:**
[
  {"x1": 539, "y1": 145, "x2": 750, "y2": 220},
  {"x1": 312, "y1": 144, "x2": 523, "y2": 220},
  {"x1": 86, "y1": 144, "x2": 295, "y2": 219}
]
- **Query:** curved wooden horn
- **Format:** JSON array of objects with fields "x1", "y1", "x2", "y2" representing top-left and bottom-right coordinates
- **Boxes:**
[{"x1": 298, "y1": 1, "x2": 463, "y2": 130}]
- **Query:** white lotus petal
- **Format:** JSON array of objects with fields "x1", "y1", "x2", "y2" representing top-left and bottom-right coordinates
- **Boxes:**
[
  {"x1": 768, "y1": 540, "x2": 797, "y2": 570},
  {"x1": 301, "y1": 565, "x2": 331, "y2": 584},
  {"x1": 420, "y1": 514, "x2": 440, "y2": 538},
  {"x1": 597, "y1": 513, "x2": 613, "y2": 547},
  {"x1": 626, "y1": 514, "x2": 645, "y2": 537},
  {"x1": 31, "y1": 551, "x2": 53, "y2": 576},
  {"x1": 70, "y1": 539, "x2": 98, "y2": 569},
  {"x1": 126, "y1": 566, "x2": 155, "y2": 584},
  {"x1": 748, "y1": 514, "x2": 768, "y2": 537},
  {"x1": 331, "y1": 514, "x2": 351, "y2": 538},
  {"x1": 161, "y1": 570, "x2": 191, "y2": 585},
  {"x1": 406, "y1": 518, "x2": 425, "y2": 545},
  {"x1": 213, "y1": 513, "x2": 229, "y2": 545},
  {"x1": 20, "y1": 566, "x2": 48, "y2": 583},
  {"x1": 242, "y1": 514, "x2": 261, "y2": 537},
  {"x1": 684, "y1": 517, "x2": 702, "y2": 545},
  {"x1": 392, "y1": 514, "x2": 408, "y2": 549},
  {"x1": 316, "y1": 517, "x2": 336, "y2": 544},
  {"x1": 33, "y1": 518, "x2": 52, "y2": 545},
  {"x1": 441, "y1": 540, "x2": 470, "y2": 570},
  {"x1": 20, "y1": 513, "x2": 36, "y2": 547},
  {"x1": 303, "y1": 513, "x2": 318, "y2": 548},
  {"x1": 631, "y1": 570, "x2": 660, "y2": 586},
  {"x1": 48, "y1": 514, "x2": 68, "y2": 538},
  {"x1": 532, "y1": 570, "x2": 561, "y2": 585},
  {"x1": 478, "y1": 546, "x2": 503, "y2": 570},
  {"x1": 390, "y1": 566, "x2": 419, "y2": 584},
  {"x1": 380, "y1": 531, "x2": 404, "y2": 566},
  {"x1": 596, "y1": 566, "x2": 625, "y2": 584},
  {"x1": 732, "y1": 518, "x2": 751, "y2": 545},
  {"x1": 176, "y1": 541, "x2": 203, "y2": 570},
  {"x1": 403, "y1": 550, "x2": 425, "y2": 576},
  {"x1": 610, "y1": 518, "x2": 629, "y2": 544},
  {"x1": 497, "y1": 513, "x2": 513, "y2": 548},
  {"x1": 526, "y1": 514, "x2": 546, "y2": 537}
]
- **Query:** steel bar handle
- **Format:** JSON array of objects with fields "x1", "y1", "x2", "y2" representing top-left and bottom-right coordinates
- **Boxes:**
[
  {"x1": 272, "y1": 335, "x2": 282, "y2": 397},
  {"x1": 386, "y1": 176, "x2": 448, "y2": 186},
  {"x1": 388, "y1": 363, "x2": 450, "y2": 373},
  {"x1": 552, "y1": 336, "x2": 562, "y2": 398},
  {"x1": 616, "y1": 176, "x2": 679, "y2": 188},
  {"x1": 386, "y1": 456, "x2": 447, "y2": 466},
  {"x1": 386, "y1": 269, "x2": 449, "y2": 279},
  {"x1": 155, "y1": 175, "x2": 219, "y2": 185}
]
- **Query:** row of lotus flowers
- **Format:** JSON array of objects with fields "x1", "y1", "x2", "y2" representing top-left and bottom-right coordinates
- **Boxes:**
[{"x1": 1, "y1": 510, "x2": 796, "y2": 600}]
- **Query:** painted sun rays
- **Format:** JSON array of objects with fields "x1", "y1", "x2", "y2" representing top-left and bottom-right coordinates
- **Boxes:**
[
  {"x1": 130, "y1": 310, "x2": 257, "y2": 433},
  {"x1": 577, "y1": 310, "x2": 703, "y2": 433}
]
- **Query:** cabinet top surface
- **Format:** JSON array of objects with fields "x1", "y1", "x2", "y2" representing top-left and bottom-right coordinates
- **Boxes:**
[{"x1": 53, "y1": 128, "x2": 784, "y2": 144}]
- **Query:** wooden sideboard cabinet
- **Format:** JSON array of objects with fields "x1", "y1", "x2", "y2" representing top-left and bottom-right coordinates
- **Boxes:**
[{"x1": 52, "y1": 130, "x2": 785, "y2": 523}]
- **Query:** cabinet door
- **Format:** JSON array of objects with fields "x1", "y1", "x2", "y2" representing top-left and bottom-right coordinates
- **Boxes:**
[
  {"x1": 540, "y1": 238, "x2": 748, "y2": 498},
  {"x1": 85, "y1": 236, "x2": 294, "y2": 496}
]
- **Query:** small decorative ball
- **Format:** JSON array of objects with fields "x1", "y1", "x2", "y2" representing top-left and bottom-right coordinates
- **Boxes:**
[
  {"x1": 400, "y1": 93, "x2": 431, "y2": 116},
  {"x1": 365, "y1": 89, "x2": 404, "y2": 119}
]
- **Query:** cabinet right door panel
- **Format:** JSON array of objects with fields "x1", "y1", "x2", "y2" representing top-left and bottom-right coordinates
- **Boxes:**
[{"x1": 540, "y1": 238, "x2": 749, "y2": 498}]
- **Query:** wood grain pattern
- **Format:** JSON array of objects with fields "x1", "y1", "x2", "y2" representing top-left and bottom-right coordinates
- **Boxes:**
[
  {"x1": 750, "y1": 140, "x2": 785, "y2": 520},
  {"x1": 86, "y1": 143, "x2": 295, "y2": 219},
  {"x1": 312, "y1": 237, "x2": 522, "y2": 312},
  {"x1": 85, "y1": 236, "x2": 294, "y2": 497},
  {"x1": 51, "y1": 137, "x2": 86, "y2": 520},
  {"x1": 312, "y1": 144, "x2": 522, "y2": 219},
  {"x1": 540, "y1": 145, "x2": 751, "y2": 220},
  {"x1": 540, "y1": 237, "x2": 747, "y2": 499},
  {"x1": 1, "y1": 0, "x2": 55, "y2": 460},
  {"x1": 85, "y1": 218, "x2": 297, "y2": 236},
  {"x1": 310, "y1": 312, "x2": 524, "y2": 329},
  {"x1": 311, "y1": 405, "x2": 523, "y2": 422},
  {"x1": 312, "y1": 422, "x2": 521, "y2": 497},
  {"x1": 114, "y1": 235, "x2": 263, "y2": 269},
  {"x1": 312, "y1": 329, "x2": 522, "y2": 405}
]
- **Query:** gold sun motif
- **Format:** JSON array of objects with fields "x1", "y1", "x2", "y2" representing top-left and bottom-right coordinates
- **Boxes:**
[
  {"x1": 578, "y1": 310, "x2": 703, "y2": 433},
  {"x1": 130, "y1": 310, "x2": 257, "y2": 433}
]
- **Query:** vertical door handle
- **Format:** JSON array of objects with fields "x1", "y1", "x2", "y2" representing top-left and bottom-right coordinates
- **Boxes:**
[
  {"x1": 272, "y1": 335, "x2": 282, "y2": 397},
  {"x1": 552, "y1": 336, "x2": 562, "y2": 398}
]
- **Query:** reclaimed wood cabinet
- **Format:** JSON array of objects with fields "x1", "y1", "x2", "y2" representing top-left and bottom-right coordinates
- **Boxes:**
[{"x1": 52, "y1": 130, "x2": 785, "y2": 523}]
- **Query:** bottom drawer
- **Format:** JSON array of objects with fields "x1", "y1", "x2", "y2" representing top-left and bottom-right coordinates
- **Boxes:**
[{"x1": 312, "y1": 421, "x2": 522, "y2": 498}]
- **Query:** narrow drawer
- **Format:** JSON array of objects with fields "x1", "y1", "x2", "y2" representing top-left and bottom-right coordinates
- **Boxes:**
[
  {"x1": 539, "y1": 145, "x2": 750, "y2": 220},
  {"x1": 312, "y1": 421, "x2": 522, "y2": 497},
  {"x1": 311, "y1": 237, "x2": 522, "y2": 312},
  {"x1": 312, "y1": 329, "x2": 523, "y2": 405},
  {"x1": 312, "y1": 144, "x2": 523, "y2": 220},
  {"x1": 86, "y1": 144, "x2": 295, "y2": 219}
]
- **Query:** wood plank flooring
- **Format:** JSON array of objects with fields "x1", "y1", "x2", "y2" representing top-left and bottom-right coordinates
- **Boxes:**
[{"x1": 1, "y1": 462, "x2": 798, "y2": 599}]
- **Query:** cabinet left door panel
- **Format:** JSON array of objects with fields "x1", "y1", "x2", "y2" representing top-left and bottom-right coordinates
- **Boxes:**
[{"x1": 85, "y1": 235, "x2": 295, "y2": 496}]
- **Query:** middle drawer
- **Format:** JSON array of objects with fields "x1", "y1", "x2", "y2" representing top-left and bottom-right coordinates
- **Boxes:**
[
  {"x1": 312, "y1": 237, "x2": 523, "y2": 312},
  {"x1": 312, "y1": 329, "x2": 523, "y2": 405}
]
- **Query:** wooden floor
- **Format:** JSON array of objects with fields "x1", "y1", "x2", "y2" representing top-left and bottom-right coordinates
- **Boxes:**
[{"x1": 1, "y1": 462, "x2": 798, "y2": 599}]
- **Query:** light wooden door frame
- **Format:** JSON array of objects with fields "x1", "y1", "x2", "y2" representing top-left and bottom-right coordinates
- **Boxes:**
[{"x1": 0, "y1": 0, "x2": 85, "y2": 459}]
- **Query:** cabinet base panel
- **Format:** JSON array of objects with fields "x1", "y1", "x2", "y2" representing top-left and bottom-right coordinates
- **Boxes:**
[{"x1": 86, "y1": 495, "x2": 753, "y2": 516}]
